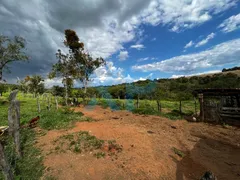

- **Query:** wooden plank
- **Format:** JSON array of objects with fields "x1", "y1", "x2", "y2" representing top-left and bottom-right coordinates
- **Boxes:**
[
  {"x1": 220, "y1": 114, "x2": 240, "y2": 118},
  {"x1": 221, "y1": 107, "x2": 240, "y2": 111}
]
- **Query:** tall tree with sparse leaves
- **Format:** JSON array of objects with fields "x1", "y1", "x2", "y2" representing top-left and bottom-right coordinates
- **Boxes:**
[
  {"x1": 64, "y1": 29, "x2": 105, "y2": 95},
  {"x1": 49, "y1": 49, "x2": 75, "y2": 105},
  {"x1": 0, "y1": 35, "x2": 28, "y2": 82}
]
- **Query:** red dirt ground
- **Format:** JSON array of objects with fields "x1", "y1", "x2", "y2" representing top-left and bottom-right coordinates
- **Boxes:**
[{"x1": 37, "y1": 106, "x2": 240, "y2": 180}]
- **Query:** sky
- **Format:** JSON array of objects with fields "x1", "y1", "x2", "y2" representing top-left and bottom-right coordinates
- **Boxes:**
[{"x1": 1, "y1": 0, "x2": 240, "y2": 88}]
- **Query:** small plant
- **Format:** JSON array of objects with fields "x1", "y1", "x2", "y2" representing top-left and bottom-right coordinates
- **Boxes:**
[
  {"x1": 172, "y1": 147, "x2": 185, "y2": 158},
  {"x1": 94, "y1": 152, "x2": 106, "y2": 159}
]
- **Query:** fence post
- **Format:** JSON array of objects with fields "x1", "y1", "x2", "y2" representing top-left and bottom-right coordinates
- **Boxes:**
[
  {"x1": 8, "y1": 90, "x2": 18, "y2": 137},
  {"x1": 55, "y1": 96, "x2": 58, "y2": 110},
  {"x1": 199, "y1": 94, "x2": 204, "y2": 121},
  {"x1": 8, "y1": 90, "x2": 22, "y2": 157},
  {"x1": 37, "y1": 95, "x2": 41, "y2": 113},
  {"x1": 0, "y1": 141, "x2": 14, "y2": 180},
  {"x1": 14, "y1": 100, "x2": 22, "y2": 157}
]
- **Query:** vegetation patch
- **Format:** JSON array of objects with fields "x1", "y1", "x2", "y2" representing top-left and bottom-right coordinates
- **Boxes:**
[
  {"x1": 0, "y1": 129, "x2": 44, "y2": 180},
  {"x1": 52, "y1": 131, "x2": 122, "y2": 158},
  {"x1": 172, "y1": 147, "x2": 186, "y2": 158}
]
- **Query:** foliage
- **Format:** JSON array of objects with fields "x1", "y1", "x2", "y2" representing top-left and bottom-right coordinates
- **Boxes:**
[
  {"x1": 27, "y1": 75, "x2": 45, "y2": 96},
  {"x1": 64, "y1": 29, "x2": 105, "y2": 94},
  {"x1": 0, "y1": 35, "x2": 28, "y2": 81}
]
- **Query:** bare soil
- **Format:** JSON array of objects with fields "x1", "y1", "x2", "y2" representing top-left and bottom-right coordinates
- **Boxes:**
[{"x1": 37, "y1": 106, "x2": 240, "y2": 180}]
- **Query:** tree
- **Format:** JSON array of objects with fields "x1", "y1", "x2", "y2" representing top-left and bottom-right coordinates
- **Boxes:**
[
  {"x1": 49, "y1": 49, "x2": 75, "y2": 105},
  {"x1": 28, "y1": 75, "x2": 45, "y2": 97},
  {"x1": 0, "y1": 35, "x2": 28, "y2": 81},
  {"x1": 64, "y1": 29, "x2": 105, "y2": 95}
]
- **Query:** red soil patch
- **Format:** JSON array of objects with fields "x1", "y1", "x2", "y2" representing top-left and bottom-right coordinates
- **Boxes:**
[{"x1": 37, "y1": 106, "x2": 240, "y2": 180}]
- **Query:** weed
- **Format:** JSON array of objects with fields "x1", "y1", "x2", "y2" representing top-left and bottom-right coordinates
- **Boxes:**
[
  {"x1": 0, "y1": 129, "x2": 44, "y2": 180},
  {"x1": 94, "y1": 152, "x2": 106, "y2": 159},
  {"x1": 172, "y1": 147, "x2": 185, "y2": 158}
]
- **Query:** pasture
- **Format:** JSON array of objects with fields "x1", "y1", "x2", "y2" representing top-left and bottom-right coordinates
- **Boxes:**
[{"x1": 0, "y1": 92, "x2": 240, "y2": 180}]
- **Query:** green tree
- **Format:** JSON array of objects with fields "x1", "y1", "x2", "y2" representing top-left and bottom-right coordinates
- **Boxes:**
[
  {"x1": 49, "y1": 49, "x2": 75, "y2": 105},
  {"x1": 27, "y1": 75, "x2": 45, "y2": 97},
  {"x1": 0, "y1": 35, "x2": 28, "y2": 81},
  {"x1": 64, "y1": 29, "x2": 105, "y2": 95}
]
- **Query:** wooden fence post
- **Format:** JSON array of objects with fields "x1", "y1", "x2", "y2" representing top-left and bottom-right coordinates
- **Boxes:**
[
  {"x1": 199, "y1": 93, "x2": 204, "y2": 121},
  {"x1": 13, "y1": 101, "x2": 21, "y2": 157},
  {"x1": 55, "y1": 96, "x2": 58, "y2": 110},
  {"x1": 37, "y1": 95, "x2": 41, "y2": 113},
  {"x1": 47, "y1": 95, "x2": 50, "y2": 111},
  {"x1": 8, "y1": 90, "x2": 22, "y2": 157},
  {"x1": 0, "y1": 141, "x2": 14, "y2": 180},
  {"x1": 8, "y1": 90, "x2": 18, "y2": 137}
]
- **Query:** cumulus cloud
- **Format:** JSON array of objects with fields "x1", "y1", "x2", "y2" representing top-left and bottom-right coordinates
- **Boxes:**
[
  {"x1": 184, "y1": 41, "x2": 194, "y2": 49},
  {"x1": 218, "y1": 13, "x2": 240, "y2": 33},
  {"x1": 118, "y1": 51, "x2": 129, "y2": 61},
  {"x1": 132, "y1": 38, "x2": 240, "y2": 73},
  {"x1": 130, "y1": 44, "x2": 145, "y2": 50},
  {"x1": 142, "y1": 0, "x2": 238, "y2": 32},
  {"x1": 195, "y1": 33, "x2": 216, "y2": 47},
  {"x1": 171, "y1": 70, "x2": 221, "y2": 79},
  {"x1": 0, "y1": 0, "x2": 238, "y2": 85}
]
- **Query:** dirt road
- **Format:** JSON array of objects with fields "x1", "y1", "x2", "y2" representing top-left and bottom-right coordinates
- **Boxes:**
[{"x1": 37, "y1": 106, "x2": 240, "y2": 180}]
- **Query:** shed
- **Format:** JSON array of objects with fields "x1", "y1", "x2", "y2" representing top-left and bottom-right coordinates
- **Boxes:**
[{"x1": 193, "y1": 88, "x2": 240, "y2": 126}]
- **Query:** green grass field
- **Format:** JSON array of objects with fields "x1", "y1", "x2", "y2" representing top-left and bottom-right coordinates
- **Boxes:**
[{"x1": 0, "y1": 92, "x2": 85, "y2": 179}]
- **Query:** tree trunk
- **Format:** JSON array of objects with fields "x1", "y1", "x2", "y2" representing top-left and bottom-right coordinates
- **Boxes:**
[
  {"x1": 0, "y1": 69, "x2": 3, "y2": 81},
  {"x1": 37, "y1": 95, "x2": 41, "y2": 113},
  {"x1": 0, "y1": 141, "x2": 14, "y2": 180}
]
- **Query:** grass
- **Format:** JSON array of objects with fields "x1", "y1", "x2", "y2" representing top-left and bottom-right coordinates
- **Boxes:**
[
  {"x1": 53, "y1": 131, "x2": 122, "y2": 158},
  {"x1": 93, "y1": 98, "x2": 199, "y2": 120},
  {"x1": 0, "y1": 92, "x2": 88, "y2": 179},
  {"x1": 0, "y1": 128, "x2": 44, "y2": 180},
  {"x1": 172, "y1": 147, "x2": 186, "y2": 158}
]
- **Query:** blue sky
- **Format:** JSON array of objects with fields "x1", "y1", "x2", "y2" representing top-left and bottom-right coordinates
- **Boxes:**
[
  {"x1": 1, "y1": 0, "x2": 240, "y2": 87},
  {"x1": 109, "y1": 2, "x2": 240, "y2": 83}
]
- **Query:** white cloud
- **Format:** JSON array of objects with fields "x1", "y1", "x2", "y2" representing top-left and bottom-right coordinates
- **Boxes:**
[
  {"x1": 141, "y1": 0, "x2": 237, "y2": 32},
  {"x1": 92, "y1": 61, "x2": 134, "y2": 86},
  {"x1": 137, "y1": 57, "x2": 158, "y2": 62},
  {"x1": 184, "y1": 41, "x2": 194, "y2": 49},
  {"x1": 132, "y1": 38, "x2": 240, "y2": 73},
  {"x1": 218, "y1": 13, "x2": 240, "y2": 33},
  {"x1": 130, "y1": 44, "x2": 145, "y2": 50},
  {"x1": 118, "y1": 51, "x2": 129, "y2": 61},
  {"x1": 171, "y1": 70, "x2": 221, "y2": 78},
  {"x1": 1, "y1": 0, "x2": 238, "y2": 84},
  {"x1": 195, "y1": 33, "x2": 215, "y2": 47},
  {"x1": 134, "y1": 73, "x2": 154, "y2": 82}
]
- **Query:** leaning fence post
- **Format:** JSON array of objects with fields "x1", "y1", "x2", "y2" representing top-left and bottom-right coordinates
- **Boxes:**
[{"x1": 0, "y1": 141, "x2": 14, "y2": 180}]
